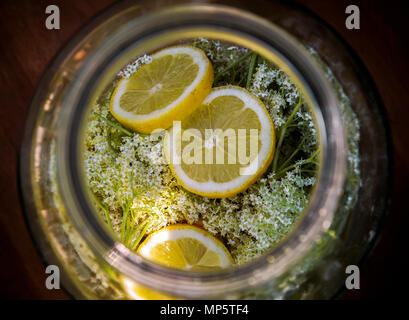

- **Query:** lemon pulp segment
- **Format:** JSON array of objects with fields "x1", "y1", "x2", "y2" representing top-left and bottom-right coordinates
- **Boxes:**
[
  {"x1": 110, "y1": 45, "x2": 214, "y2": 133},
  {"x1": 164, "y1": 86, "x2": 275, "y2": 198},
  {"x1": 137, "y1": 224, "x2": 233, "y2": 270}
]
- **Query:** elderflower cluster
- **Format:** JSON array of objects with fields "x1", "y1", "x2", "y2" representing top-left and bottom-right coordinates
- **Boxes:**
[
  {"x1": 84, "y1": 40, "x2": 323, "y2": 264},
  {"x1": 192, "y1": 38, "x2": 250, "y2": 85},
  {"x1": 118, "y1": 54, "x2": 152, "y2": 79},
  {"x1": 249, "y1": 63, "x2": 317, "y2": 157}
]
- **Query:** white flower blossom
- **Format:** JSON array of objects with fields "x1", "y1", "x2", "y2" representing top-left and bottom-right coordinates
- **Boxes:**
[{"x1": 118, "y1": 54, "x2": 152, "y2": 79}]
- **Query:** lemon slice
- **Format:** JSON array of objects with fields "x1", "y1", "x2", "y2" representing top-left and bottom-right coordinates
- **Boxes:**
[
  {"x1": 110, "y1": 45, "x2": 214, "y2": 134},
  {"x1": 121, "y1": 276, "x2": 175, "y2": 300},
  {"x1": 164, "y1": 86, "x2": 275, "y2": 198},
  {"x1": 137, "y1": 224, "x2": 233, "y2": 270}
]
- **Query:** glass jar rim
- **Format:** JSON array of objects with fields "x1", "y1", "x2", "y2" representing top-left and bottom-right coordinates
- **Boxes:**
[{"x1": 25, "y1": 3, "x2": 346, "y2": 298}]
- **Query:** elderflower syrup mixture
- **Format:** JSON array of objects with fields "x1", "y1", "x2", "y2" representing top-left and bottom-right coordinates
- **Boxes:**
[{"x1": 84, "y1": 38, "x2": 349, "y2": 265}]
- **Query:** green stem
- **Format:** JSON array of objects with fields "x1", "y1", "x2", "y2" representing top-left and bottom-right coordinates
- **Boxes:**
[
  {"x1": 272, "y1": 96, "x2": 303, "y2": 172},
  {"x1": 231, "y1": 67, "x2": 238, "y2": 83},
  {"x1": 246, "y1": 52, "x2": 258, "y2": 88},
  {"x1": 126, "y1": 215, "x2": 148, "y2": 245},
  {"x1": 132, "y1": 219, "x2": 152, "y2": 250},
  {"x1": 91, "y1": 192, "x2": 113, "y2": 230},
  {"x1": 214, "y1": 51, "x2": 253, "y2": 84},
  {"x1": 120, "y1": 201, "x2": 131, "y2": 241},
  {"x1": 277, "y1": 135, "x2": 309, "y2": 171},
  {"x1": 270, "y1": 229, "x2": 286, "y2": 237},
  {"x1": 94, "y1": 112, "x2": 133, "y2": 136},
  {"x1": 106, "y1": 130, "x2": 119, "y2": 154},
  {"x1": 276, "y1": 149, "x2": 319, "y2": 177},
  {"x1": 300, "y1": 169, "x2": 317, "y2": 173}
]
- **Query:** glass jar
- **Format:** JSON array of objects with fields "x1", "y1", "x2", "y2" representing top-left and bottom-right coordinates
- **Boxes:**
[{"x1": 20, "y1": 0, "x2": 391, "y2": 299}]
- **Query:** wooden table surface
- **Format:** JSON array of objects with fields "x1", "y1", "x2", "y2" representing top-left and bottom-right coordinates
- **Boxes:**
[{"x1": 0, "y1": 0, "x2": 408, "y2": 299}]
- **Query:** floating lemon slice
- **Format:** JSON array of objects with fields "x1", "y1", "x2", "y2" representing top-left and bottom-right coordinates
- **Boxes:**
[
  {"x1": 164, "y1": 86, "x2": 275, "y2": 198},
  {"x1": 137, "y1": 224, "x2": 233, "y2": 270},
  {"x1": 110, "y1": 45, "x2": 214, "y2": 134}
]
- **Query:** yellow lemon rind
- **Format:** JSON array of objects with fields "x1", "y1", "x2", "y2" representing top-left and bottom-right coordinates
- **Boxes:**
[
  {"x1": 110, "y1": 45, "x2": 214, "y2": 134},
  {"x1": 137, "y1": 224, "x2": 234, "y2": 268},
  {"x1": 164, "y1": 85, "x2": 275, "y2": 198}
]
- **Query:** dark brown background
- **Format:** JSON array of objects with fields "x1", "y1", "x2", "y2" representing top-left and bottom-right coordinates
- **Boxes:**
[{"x1": 0, "y1": 0, "x2": 408, "y2": 299}]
